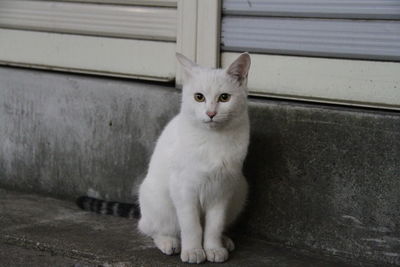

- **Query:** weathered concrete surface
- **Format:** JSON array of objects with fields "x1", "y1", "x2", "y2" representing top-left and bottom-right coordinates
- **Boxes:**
[
  {"x1": 0, "y1": 66, "x2": 399, "y2": 265},
  {"x1": 241, "y1": 100, "x2": 400, "y2": 266},
  {"x1": 0, "y1": 66, "x2": 180, "y2": 201},
  {"x1": 0, "y1": 243, "x2": 86, "y2": 267},
  {"x1": 0, "y1": 189, "x2": 360, "y2": 267}
]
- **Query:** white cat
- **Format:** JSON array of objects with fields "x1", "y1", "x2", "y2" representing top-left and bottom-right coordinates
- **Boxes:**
[{"x1": 138, "y1": 53, "x2": 251, "y2": 263}]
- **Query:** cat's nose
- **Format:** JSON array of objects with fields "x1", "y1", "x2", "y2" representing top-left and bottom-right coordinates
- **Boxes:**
[{"x1": 206, "y1": 111, "x2": 217, "y2": 119}]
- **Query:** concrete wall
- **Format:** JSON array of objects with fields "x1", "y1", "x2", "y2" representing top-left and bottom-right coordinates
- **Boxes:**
[
  {"x1": 0, "y1": 66, "x2": 399, "y2": 265},
  {"x1": 243, "y1": 101, "x2": 400, "y2": 265},
  {"x1": 0, "y1": 67, "x2": 180, "y2": 201}
]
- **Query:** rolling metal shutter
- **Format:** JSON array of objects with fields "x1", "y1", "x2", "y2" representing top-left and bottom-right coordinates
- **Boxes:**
[
  {"x1": 0, "y1": 0, "x2": 176, "y2": 41},
  {"x1": 222, "y1": 0, "x2": 400, "y2": 61},
  {"x1": 221, "y1": 0, "x2": 400, "y2": 110}
]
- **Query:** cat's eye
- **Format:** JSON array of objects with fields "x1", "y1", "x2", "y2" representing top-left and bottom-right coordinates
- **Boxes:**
[
  {"x1": 194, "y1": 93, "x2": 205, "y2": 102},
  {"x1": 218, "y1": 93, "x2": 231, "y2": 102}
]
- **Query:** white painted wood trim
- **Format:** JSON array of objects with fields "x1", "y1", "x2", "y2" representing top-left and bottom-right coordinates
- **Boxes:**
[
  {"x1": 176, "y1": 0, "x2": 198, "y2": 85},
  {"x1": 196, "y1": 0, "x2": 221, "y2": 68},
  {"x1": 176, "y1": 0, "x2": 221, "y2": 85},
  {"x1": 0, "y1": 0, "x2": 177, "y2": 41},
  {"x1": 0, "y1": 29, "x2": 176, "y2": 81},
  {"x1": 222, "y1": 52, "x2": 400, "y2": 110},
  {"x1": 47, "y1": 0, "x2": 178, "y2": 7}
]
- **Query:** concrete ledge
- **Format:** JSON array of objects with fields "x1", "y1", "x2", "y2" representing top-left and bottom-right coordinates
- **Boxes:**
[{"x1": 0, "y1": 189, "x2": 358, "y2": 267}]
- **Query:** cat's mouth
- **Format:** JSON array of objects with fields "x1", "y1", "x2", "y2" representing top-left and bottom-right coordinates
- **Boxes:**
[
  {"x1": 203, "y1": 119, "x2": 220, "y2": 127},
  {"x1": 204, "y1": 118, "x2": 217, "y2": 123}
]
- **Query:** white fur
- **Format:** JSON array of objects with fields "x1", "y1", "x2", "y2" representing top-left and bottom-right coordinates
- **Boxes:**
[{"x1": 138, "y1": 53, "x2": 251, "y2": 264}]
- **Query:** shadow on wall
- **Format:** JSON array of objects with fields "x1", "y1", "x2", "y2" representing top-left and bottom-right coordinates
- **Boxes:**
[{"x1": 240, "y1": 106, "x2": 289, "y2": 239}]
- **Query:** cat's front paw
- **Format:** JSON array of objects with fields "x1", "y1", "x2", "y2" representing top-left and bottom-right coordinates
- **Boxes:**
[
  {"x1": 205, "y1": 247, "x2": 229, "y2": 263},
  {"x1": 222, "y1": 235, "x2": 235, "y2": 252},
  {"x1": 154, "y1": 236, "x2": 181, "y2": 255},
  {"x1": 180, "y1": 248, "x2": 206, "y2": 264}
]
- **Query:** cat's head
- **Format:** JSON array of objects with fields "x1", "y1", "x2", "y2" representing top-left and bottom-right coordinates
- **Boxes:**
[{"x1": 177, "y1": 53, "x2": 251, "y2": 130}]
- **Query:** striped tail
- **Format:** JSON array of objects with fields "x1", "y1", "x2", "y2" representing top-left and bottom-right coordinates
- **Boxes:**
[{"x1": 76, "y1": 196, "x2": 140, "y2": 219}]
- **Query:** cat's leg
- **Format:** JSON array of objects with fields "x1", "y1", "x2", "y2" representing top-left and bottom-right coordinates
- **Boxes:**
[
  {"x1": 203, "y1": 203, "x2": 229, "y2": 262},
  {"x1": 138, "y1": 178, "x2": 181, "y2": 256},
  {"x1": 221, "y1": 175, "x2": 248, "y2": 254},
  {"x1": 172, "y1": 191, "x2": 205, "y2": 263},
  {"x1": 138, "y1": 211, "x2": 181, "y2": 255},
  {"x1": 177, "y1": 204, "x2": 206, "y2": 263}
]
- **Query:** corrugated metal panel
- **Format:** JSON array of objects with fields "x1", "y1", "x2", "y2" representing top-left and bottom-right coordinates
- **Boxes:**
[
  {"x1": 223, "y1": 0, "x2": 400, "y2": 19},
  {"x1": 0, "y1": 0, "x2": 177, "y2": 41},
  {"x1": 221, "y1": 17, "x2": 400, "y2": 61}
]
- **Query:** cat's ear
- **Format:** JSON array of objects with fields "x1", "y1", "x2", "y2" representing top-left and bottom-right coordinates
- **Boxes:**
[
  {"x1": 176, "y1": 53, "x2": 197, "y2": 79},
  {"x1": 226, "y1": 52, "x2": 251, "y2": 85}
]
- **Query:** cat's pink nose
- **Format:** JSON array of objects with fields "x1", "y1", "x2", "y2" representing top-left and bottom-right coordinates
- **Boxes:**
[{"x1": 206, "y1": 111, "x2": 217, "y2": 119}]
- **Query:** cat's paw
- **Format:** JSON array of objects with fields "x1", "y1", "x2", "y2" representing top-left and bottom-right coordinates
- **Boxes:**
[
  {"x1": 154, "y1": 236, "x2": 181, "y2": 255},
  {"x1": 222, "y1": 235, "x2": 235, "y2": 252},
  {"x1": 205, "y1": 247, "x2": 229, "y2": 263},
  {"x1": 180, "y1": 248, "x2": 206, "y2": 264}
]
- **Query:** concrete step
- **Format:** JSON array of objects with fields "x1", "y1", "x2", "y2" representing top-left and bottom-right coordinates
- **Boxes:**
[
  {"x1": 1, "y1": 188, "x2": 362, "y2": 267},
  {"x1": 0, "y1": 243, "x2": 84, "y2": 267}
]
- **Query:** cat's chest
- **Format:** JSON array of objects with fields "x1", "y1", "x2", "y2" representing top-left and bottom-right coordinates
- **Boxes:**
[
  {"x1": 200, "y1": 138, "x2": 239, "y2": 162},
  {"x1": 177, "y1": 129, "x2": 248, "y2": 173}
]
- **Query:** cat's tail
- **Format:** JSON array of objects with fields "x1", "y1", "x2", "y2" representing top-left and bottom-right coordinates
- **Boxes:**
[{"x1": 76, "y1": 196, "x2": 140, "y2": 219}]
